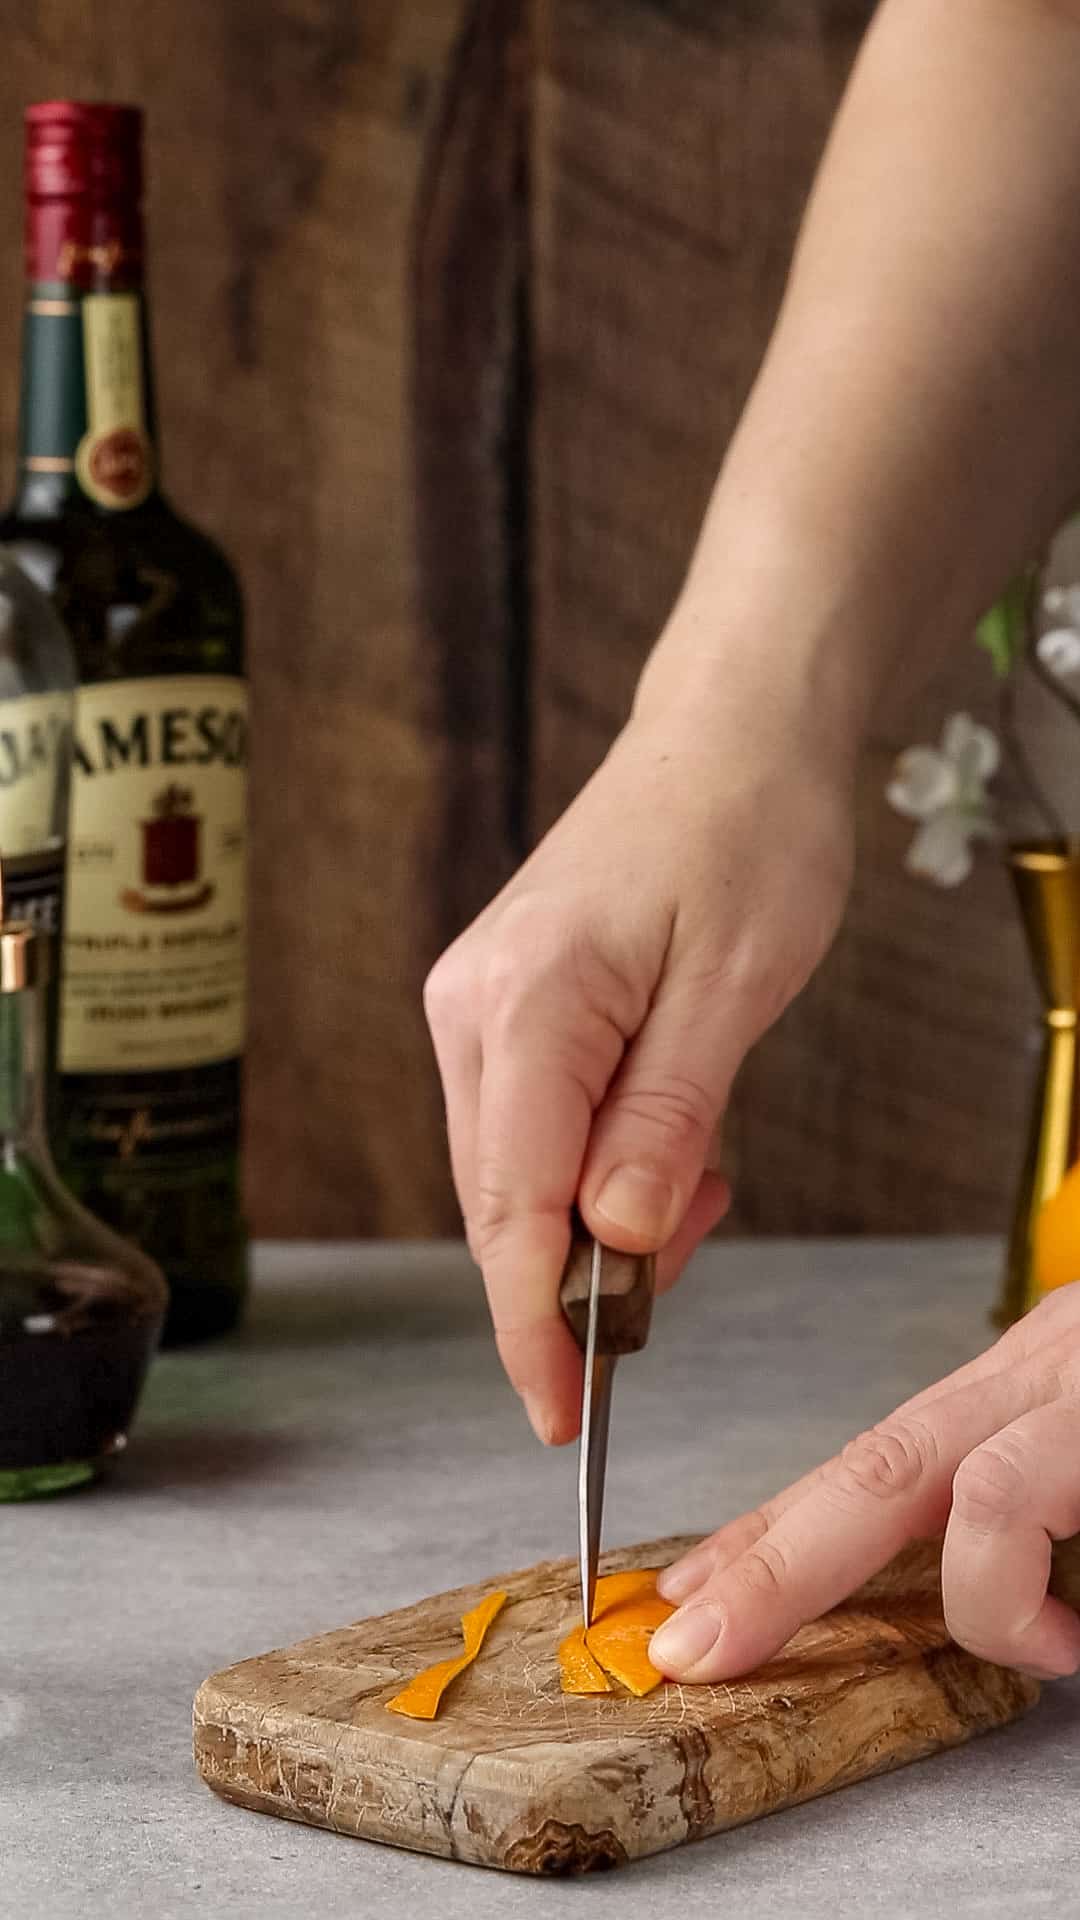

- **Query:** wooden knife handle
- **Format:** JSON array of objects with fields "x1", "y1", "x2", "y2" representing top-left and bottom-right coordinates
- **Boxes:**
[
  {"x1": 1050, "y1": 1533, "x2": 1080, "y2": 1613},
  {"x1": 559, "y1": 1221, "x2": 655, "y2": 1356}
]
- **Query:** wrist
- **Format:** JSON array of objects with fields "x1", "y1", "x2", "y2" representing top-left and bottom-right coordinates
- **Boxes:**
[
  {"x1": 634, "y1": 473, "x2": 942, "y2": 764},
  {"x1": 632, "y1": 594, "x2": 863, "y2": 796}
]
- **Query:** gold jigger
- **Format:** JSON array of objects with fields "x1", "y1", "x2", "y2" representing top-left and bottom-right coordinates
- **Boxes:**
[{"x1": 996, "y1": 843, "x2": 1080, "y2": 1326}]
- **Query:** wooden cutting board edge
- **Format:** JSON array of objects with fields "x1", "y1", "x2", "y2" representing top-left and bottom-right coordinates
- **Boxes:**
[{"x1": 192, "y1": 1534, "x2": 1042, "y2": 1876}]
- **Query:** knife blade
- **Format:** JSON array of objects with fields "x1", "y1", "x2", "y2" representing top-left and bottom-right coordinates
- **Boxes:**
[
  {"x1": 577, "y1": 1238, "x2": 612, "y2": 1629},
  {"x1": 559, "y1": 1224, "x2": 656, "y2": 1630}
]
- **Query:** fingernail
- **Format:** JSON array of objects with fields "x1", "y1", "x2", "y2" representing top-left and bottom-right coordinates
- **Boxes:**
[
  {"x1": 657, "y1": 1554, "x2": 711, "y2": 1604},
  {"x1": 594, "y1": 1166, "x2": 677, "y2": 1243},
  {"x1": 650, "y1": 1602, "x2": 724, "y2": 1674},
  {"x1": 523, "y1": 1391, "x2": 555, "y2": 1446}
]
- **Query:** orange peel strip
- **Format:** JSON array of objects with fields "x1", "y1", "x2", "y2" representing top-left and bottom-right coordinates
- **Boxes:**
[
  {"x1": 558, "y1": 1624, "x2": 611, "y2": 1694},
  {"x1": 559, "y1": 1569, "x2": 675, "y2": 1698},
  {"x1": 386, "y1": 1589, "x2": 507, "y2": 1720}
]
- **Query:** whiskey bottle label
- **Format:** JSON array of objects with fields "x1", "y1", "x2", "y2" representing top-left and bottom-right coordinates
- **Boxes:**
[
  {"x1": 74, "y1": 293, "x2": 153, "y2": 510},
  {"x1": 0, "y1": 689, "x2": 71, "y2": 865},
  {"x1": 61, "y1": 675, "x2": 248, "y2": 1074}
]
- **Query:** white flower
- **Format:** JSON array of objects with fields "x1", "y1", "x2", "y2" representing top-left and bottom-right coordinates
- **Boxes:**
[
  {"x1": 886, "y1": 712, "x2": 999, "y2": 887},
  {"x1": 1038, "y1": 586, "x2": 1080, "y2": 678},
  {"x1": 1043, "y1": 585, "x2": 1080, "y2": 623},
  {"x1": 1038, "y1": 629, "x2": 1080, "y2": 676}
]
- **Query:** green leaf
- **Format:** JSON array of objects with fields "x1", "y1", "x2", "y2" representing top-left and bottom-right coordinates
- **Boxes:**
[
  {"x1": 975, "y1": 604, "x2": 1013, "y2": 677},
  {"x1": 975, "y1": 572, "x2": 1030, "y2": 679}
]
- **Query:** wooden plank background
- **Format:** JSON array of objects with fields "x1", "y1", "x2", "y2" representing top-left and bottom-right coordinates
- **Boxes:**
[{"x1": 0, "y1": 0, "x2": 1040, "y2": 1242}]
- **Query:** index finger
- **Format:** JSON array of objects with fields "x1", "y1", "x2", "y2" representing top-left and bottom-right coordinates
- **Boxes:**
[
  {"x1": 657, "y1": 1334, "x2": 1027, "y2": 1603},
  {"x1": 649, "y1": 1362, "x2": 1047, "y2": 1680},
  {"x1": 473, "y1": 1021, "x2": 614, "y2": 1446}
]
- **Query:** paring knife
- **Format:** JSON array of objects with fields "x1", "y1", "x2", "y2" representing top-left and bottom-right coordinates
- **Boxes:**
[{"x1": 559, "y1": 1222, "x2": 656, "y2": 1629}]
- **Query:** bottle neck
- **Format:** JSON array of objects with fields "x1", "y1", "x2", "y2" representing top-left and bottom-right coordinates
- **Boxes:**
[
  {"x1": 14, "y1": 191, "x2": 159, "y2": 520},
  {"x1": 0, "y1": 980, "x2": 47, "y2": 1153}
]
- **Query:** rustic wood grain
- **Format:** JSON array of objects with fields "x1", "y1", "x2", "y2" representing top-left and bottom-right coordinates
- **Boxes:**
[
  {"x1": 0, "y1": 0, "x2": 476, "y2": 1237},
  {"x1": 413, "y1": 0, "x2": 530, "y2": 932},
  {"x1": 529, "y1": 0, "x2": 1037, "y2": 1237},
  {"x1": 194, "y1": 1533, "x2": 1040, "y2": 1875}
]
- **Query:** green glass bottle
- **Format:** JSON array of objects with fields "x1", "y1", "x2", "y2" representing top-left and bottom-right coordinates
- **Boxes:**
[{"x1": 0, "y1": 103, "x2": 249, "y2": 1345}]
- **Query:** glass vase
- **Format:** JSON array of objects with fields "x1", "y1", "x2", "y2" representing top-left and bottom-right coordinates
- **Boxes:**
[{"x1": 0, "y1": 893, "x2": 167, "y2": 1499}]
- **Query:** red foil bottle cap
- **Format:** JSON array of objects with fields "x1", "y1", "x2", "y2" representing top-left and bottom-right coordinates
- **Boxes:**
[
  {"x1": 24, "y1": 102, "x2": 144, "y2": 285},
  {"x1": 25, "y1": 102, "x2": 142, "y2": 202}
]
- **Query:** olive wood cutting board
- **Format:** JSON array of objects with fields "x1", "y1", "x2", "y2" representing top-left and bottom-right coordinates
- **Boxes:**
[{"x1": 193, "y1": 1534, "x2": 1046, "y2": 1875}]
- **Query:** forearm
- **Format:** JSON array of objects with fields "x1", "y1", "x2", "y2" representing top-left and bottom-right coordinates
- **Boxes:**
[{"x1": 639, "y1": 0, "x2": 1080, "y2": 745}]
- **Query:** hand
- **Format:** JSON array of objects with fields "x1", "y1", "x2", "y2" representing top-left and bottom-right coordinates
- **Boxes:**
[
  {"x1": 650, "y1": 1283, "x2": 1080, "y2": 1683},
  {"x1": 424, "y1": 657, "x2": 854, "y2": 1445}
]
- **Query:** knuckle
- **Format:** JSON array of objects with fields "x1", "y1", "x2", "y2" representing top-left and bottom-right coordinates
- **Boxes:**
[
  {"x1": 482, "y1": 942, "x2": 529, "y2": 1018},
  {"x1": 474, "y1": 897, "x2": 651, "y2": 1057},
  {"x1": 1027, "y1": 1287, "x2": 1080, "y2": 1332},
  {"x1": 999, "y1": 1300, "x2": 1080, "y2": 1381},
  {"x1": 940, "y1": 1578, "x2": 1009, "y2": 1665},
  {"x1": 1029, "y1": 1358, "x2": 1069, "y2": 1406},
  {"x1": 480, "y1": 908, "x2": 566, "y2": 1023},
  {"x1": 734, "y1": 1535, "x2": 789, "y2": 1601},
  {"x1": 423, "y1": 950, "x2": 473, "y2": 1028},
  {"x1": 951, "y1": 1438, "x2": 1032, "y2": 1530},
  {"x1": 835, "y1": 1421, "x2": 935, "y2": 1504},
  {"x1": 567, "y1": 925, "x2": 649, "y2": 1033},
  {"x1": 940, "y1": 1601, "x2": 998, "y2": 1665},
  {"x1": 463, "y1": 1213, "x2": 487, "y2": 1266},
  {"x1": 467, "y1": 1182, "x2": 513, "y2": 1264},
  {"x1": 716, "y1": 931, "x2": 805, "y2": 1033},
  {"x1": 739, "y1": 1506, "x2": 772, "y2": 1547},
  {"x1": 608, "y1": 1072, "x2": 713, "y2": 1148}
]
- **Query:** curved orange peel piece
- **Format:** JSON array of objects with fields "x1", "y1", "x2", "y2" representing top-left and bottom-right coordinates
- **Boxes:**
[
  {"x1": 559, "y1": 1568, "x2": 675, "y2": 1698},
  {"x1": 558, "y1": 1624, "x2": 611, "y2": 1694},
  {"x1": 386, "y1": 1589, "x2": 507, "y2": 1720}
]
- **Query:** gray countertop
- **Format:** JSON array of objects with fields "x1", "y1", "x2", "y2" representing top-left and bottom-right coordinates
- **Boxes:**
[{"x1": 3, "y1": 1238, "x2": 1078, "y2": 1919}]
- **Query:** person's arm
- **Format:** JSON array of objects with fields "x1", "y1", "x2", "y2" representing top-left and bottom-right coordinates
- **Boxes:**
[
  {"x1": 643, "y1": 0, "x2": 1080, "y2": 741},
  {"x1": 426, "y1": 0, "x2": 1080, "y2": 1493}
]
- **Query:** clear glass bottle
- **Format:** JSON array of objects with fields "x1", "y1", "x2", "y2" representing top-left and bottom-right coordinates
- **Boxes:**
[
  {"x1": 0, "y1": 548, "x2": 76, "y2": 1141},
  {"x1": 0, "y1": 873, "x2": 167, "y2": 1500},
  {"x1": 0, "y1": 547, "x2": 75, "y2": 912}
]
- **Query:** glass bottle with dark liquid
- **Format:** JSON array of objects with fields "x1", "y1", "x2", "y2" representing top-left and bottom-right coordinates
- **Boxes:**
[{"x1": 0, "y1": 868, "x2": 166, "y2": 1499}]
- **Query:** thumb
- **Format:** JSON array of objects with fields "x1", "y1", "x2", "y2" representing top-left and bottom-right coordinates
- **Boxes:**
[{"x1": 578, "y1": 978, "x2": 747, "y2": 1252}]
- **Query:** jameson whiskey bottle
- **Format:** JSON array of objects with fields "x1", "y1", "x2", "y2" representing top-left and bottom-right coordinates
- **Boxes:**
[{"x1": 1, "y1": 103, "x2": 248, "y2": 1345}]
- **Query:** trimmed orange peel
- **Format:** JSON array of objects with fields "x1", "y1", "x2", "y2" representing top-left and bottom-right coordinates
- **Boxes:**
[
  {"x1": 386, "y1": 1589, "x2": 507, "y2": 1720},
  {"x1": 558, "y1": 1624, "x2": 611, "y2": 1694},
  {"x1": 1035, "y1": 1162, "x2": 1080, "y2": 1296},
  {"x1": 559, "y1": 1568, "x2": 675, "y2": 1698},
  {"x1": 384, "y1": 1568, "x2": 675, "y2": 1721}
]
